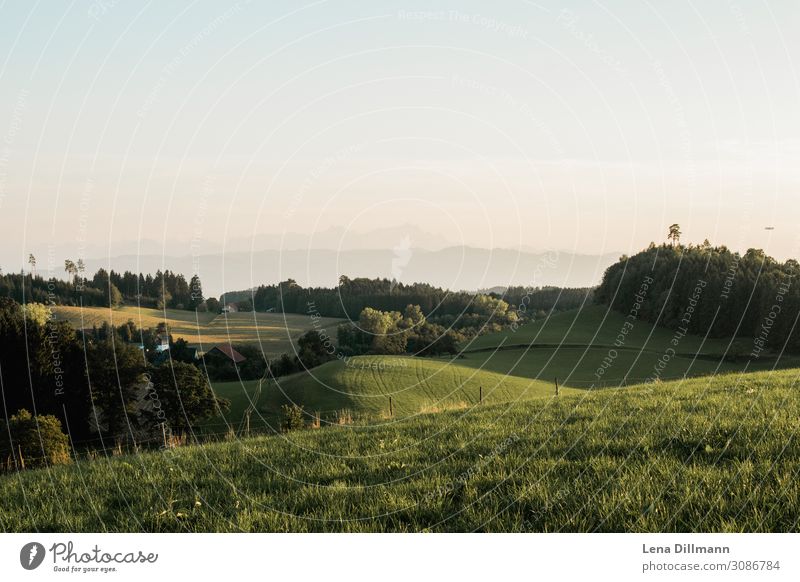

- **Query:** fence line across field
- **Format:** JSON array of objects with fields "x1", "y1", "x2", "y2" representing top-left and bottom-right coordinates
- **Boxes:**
[{"x1": 12, "y1": 374, "x2": 689, "y2": 458}]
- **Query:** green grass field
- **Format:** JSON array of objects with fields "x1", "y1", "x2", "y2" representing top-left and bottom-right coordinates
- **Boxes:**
[
  {"x1": 10, "y1": 303, "x2": 796, "y2": 532},
  {"x1": 202, "y1": 356, "x2": 576, "y2": 437},
  {"x1": 452, "y1": 346, "x2": 796, "y2": 387},
  {"x1": 51, "y1": 305, "x2": 342, "y2": 355},
  {"x1": 204, "y1": 305, "x2": 800, "y2": 432},
  {"x1": 455, "y1": 304, "x2": 798, "y2": 386},
  {"x1": 210, "y1": 348, "x2": 797, "y2": 435},
  {"x1": 466, "y1": 304, "x2": 750, "y2": 356},
  {"x1": 202, "y1": 379, "x2": 265, "y2": 436},
  {"x1": 3, "y1": 369, "x2": 799, "y2": 532},
  {"x1": 261, "y1": 355, "x2": 578, "y2": 420}
]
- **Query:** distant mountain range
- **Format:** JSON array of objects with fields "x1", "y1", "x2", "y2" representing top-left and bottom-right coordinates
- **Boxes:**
[
  {"x1": 24, "y1": 224, "x2": 455, "y2": 259},
  {"x1": 222, "y1": 224, "x2": 455, "y2": 253},
  {"x1": 6, "y1": 226, "x2": 621, "y2": 296},
  {"x1": 76, "y1": 246, "x2": 619, "y2": 297}
]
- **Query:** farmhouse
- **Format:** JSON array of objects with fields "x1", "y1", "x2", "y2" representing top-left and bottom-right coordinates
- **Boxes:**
[
  {"x1": 221, "y1": 303, "x2": 238, "y2": 313},
  {"x1": 154, "y1": 334, "x2": 169, "y2": 353},
  {"x1": 205, "y1": 344, "x2": 247, "y2": 363}
]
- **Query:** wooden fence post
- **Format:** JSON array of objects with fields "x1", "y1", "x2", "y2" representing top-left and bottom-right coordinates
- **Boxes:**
[
  {"x1": 479, "y1": 386, "x2": 482, "y2": 404},
  {"x1": 389, "y1": 396, "x2": 393, "y2": 418},
  {"x1": 555, "y1": 377, "x2": 559, "y2": 396}
]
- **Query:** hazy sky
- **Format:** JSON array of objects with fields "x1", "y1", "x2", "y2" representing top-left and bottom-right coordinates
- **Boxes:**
[{"x1": 1, "y1": 0, "x2": 799, "y2": 271}]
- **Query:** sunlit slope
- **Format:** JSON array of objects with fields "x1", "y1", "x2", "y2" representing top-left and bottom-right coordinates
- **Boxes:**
[
  {"x1": 451, "y1": 345, "x2": 791, "y2": 387},
  {"x1": 4, "y1": 369, "x2": 800, "y2": 532},
  {"x1": 52, "y1": 305, "x2": 216, "y2": 337},
  {"x1": 466, "y1": 304, "x2": 745, "y2": 355},
  {"x1": 462, "y1": 305, "x2": 797, "y2": 386},
  {"x1": 261, "y1": 355, "x2": 577, "y2": 418},
  {"x1": 52, "y1": 305, "x2": 342, "y2": 354}
]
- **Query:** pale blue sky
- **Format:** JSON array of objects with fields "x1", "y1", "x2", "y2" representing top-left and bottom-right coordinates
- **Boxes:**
[{"x1": 1, "y1": 0, "x2": 799, "y2": 269}]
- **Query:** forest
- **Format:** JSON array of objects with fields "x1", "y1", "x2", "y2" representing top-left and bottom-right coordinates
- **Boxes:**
[
  {"x1": 595, "y1": 241, "x2": 800, "y2": 355},
  {"x1": 0, "y1": 298, "x2": 226, "y2": 459},
  {"x1": 0, "y1": 262, "x2": 207, "y2": 310},
  {"x1": 244, "y1": 276, "x2": 593, "y2": 321}
]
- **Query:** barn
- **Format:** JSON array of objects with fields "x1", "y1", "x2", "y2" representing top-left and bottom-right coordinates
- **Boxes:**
[{"x1": 205, "y1": 344, "x2": 247, "y2": 363}]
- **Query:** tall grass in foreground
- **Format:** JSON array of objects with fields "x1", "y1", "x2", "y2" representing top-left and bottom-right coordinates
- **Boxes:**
[{"x1": 1, "y1": 369, "x2": 799, "y2": 532}]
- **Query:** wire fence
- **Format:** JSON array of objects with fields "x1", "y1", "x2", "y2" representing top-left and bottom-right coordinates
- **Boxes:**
[
  {"x1": 4, "y1": 372, "x2": 699, "y2": 472},
  {"x1": 61, "y1": 375, "x2": 686, "y2": 446}
]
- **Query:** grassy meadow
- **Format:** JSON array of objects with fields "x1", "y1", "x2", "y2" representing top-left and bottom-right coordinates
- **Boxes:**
[
  {"x1": 204, "y1": 304, "x2": 800, "y2": 433},
  {"x1": 466, "y1": 304, "x2": 751, "y2": 355},
  {"x1": 460, "y1": 305, "x2": 797, "y2": 386},
  {"x1": 51, "y1": 305, "x2": 342, "y2": 355},
  {"x1": 201, "y1": 379, "x2": 266, "y2": 436},
  {"x1": 2, "y1": 369, "x2": 799, "y2": 532},
  {"x1": 264, "y1": 355, "x2": 578, "y2": 417},
  {"x1": 8, "y1": 303, "x2": 798, "y2": 533},
  {"x1": 452, "y1": 345, "x2": 792, "y2": 387},
  {"x1": 203, "y1": 355, "x2": 576, "y2": 436}
]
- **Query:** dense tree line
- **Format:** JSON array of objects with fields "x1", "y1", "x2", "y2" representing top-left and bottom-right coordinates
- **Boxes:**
[
  {"x1": 93, "y1": 268, "x2": 205, "y2": 310},
  {"x1": 500, "y1": 285, "x2": 593, "y2": 314},
  {"x1": 247, "y1": 277, "x2": 589, "y2": 322},
  {"x1": 0, "y1": 265, "x2": 205, "y2": 310},
  {"x1": 250, "y1": 277, "x2": 449, "y2": 317},
  {"x1": 595, "y1": 242, "x2": 800, "y2": 355},
  {"x1": 0, "y1": 271, "x2": 110, "y2": 306},
  {"x1": 336, "y1": 301, "x2": 516, "y2": 357},
  {"x1": 0, "y1": 298, "x2": 227, "y2": 464}
]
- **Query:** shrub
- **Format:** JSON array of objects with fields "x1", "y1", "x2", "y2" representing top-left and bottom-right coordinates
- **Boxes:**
[
  {"x1": 108, "y1": 283, "x2": 123, "y2": 308},
  {"x1": 21, "y1": 302, "x2": 51, "y2": 326},
  {"x1": 150, "y1": 362, "x2": 229, "y2": 432},
  {"x1": 281, "y1": 404, "x2": 305, "y2": 431},
  {"x1": 0, "y1": 409, "x2": 71, "y2": 470}
]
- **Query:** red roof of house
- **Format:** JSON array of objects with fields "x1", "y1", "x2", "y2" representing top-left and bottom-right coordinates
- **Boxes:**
[{"x1": 208, "y1": 344, "x2": 247, "y2": 363}]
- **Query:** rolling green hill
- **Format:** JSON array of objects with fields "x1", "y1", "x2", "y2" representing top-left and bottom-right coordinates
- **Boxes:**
[
  {"x1": 3, "y1": 369, "x2": 799, "y2": 532},
  {"x1": 205, "y1": 305, "x2": 800, "y2": 432},
  {"x1": 259, "y1": 355, "x2": 577, "y2": 422},
  {"x1": 465, "y1": 304, "x2": 749, "y2": 355},
  {"x1": 457, "y1": 304, "x2": 798, "y2": 386},
  {"x1": 209, "y1": 346, "x2": 796, "y2": 436},
  {"x1": 451, "y1": 345, "x2": 786, "y2": 387}
]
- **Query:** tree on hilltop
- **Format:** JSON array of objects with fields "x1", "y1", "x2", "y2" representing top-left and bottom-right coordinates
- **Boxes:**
[{"x1": 667, "y1": 224, "x2": 682, "y2": 246}]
